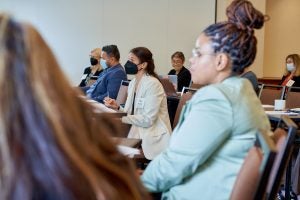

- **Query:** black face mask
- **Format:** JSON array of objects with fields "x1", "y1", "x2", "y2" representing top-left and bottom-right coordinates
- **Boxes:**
[
  {"x1": 90, "y1": 57, "x2": 99, "y2": 66},
  {"x1": 124, "y1": 60, "x2": 138, "y2": 74}
]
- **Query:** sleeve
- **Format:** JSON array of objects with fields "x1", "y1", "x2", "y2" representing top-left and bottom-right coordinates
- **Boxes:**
[
  {"x1": 141, "y1": 87, "x2": 233, "y2": 192},
  {"x1": 92, "y1": 69, "x2": 127, "y2": 103},
  {"x1": 168, "y1": 69, "x2": 174, "y2": 75},
  {"x1": 78, "y1": 67, "x2": 90, "y2": 87},
  {"x1": 121, "y1": 80, "x2": 165, "y2": 128}
]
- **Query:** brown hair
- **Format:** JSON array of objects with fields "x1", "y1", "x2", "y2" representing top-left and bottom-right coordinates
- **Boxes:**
[
  {"x1": 284, "y1": 54, "x2": 300, "y2": 76},
  {"x1": 203, "y1": 0, "x2": 267, "y2": 74},
  {"x1": 171, "y1": 51, "x2": 185, "y2": 63},
  {"x1": 0, "y1": 14, "x2": 149, "y2": 200},
  {"x1": 130, "y1": 47, "x2": 160, "y2": 80}
]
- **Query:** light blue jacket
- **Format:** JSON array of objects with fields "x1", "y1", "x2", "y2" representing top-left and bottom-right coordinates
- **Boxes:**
[{"x1": 141, "y1": 77, "x2": 270, "y2": 200}]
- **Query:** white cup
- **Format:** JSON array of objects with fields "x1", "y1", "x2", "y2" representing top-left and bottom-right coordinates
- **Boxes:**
[{"x1": 274, "y1": 99, "x2": 286, "y2": 111}]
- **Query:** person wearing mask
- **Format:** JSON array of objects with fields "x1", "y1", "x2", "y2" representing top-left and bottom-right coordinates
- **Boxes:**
[
  {"x1": 82, "y1": 45, "x2": 127, "y2": 103},
  {"x1": 168, "y1": 51, "x2": 191, "y2": 92},
  {"x1": 141, "y1": 1, "x2": 270, "y2": 199},
  {"x1": 0, "y1": 14, "x2": 149, "y2": 200},
  {"x1": 280, "y1": 54, "x2": 300, "y2": 88},
  {"x1": 78, "y1": 48, "x2": 103, "y2": 87},
  {"x1": 104, "y1": 47, "x2": 172, "y2": 160}
]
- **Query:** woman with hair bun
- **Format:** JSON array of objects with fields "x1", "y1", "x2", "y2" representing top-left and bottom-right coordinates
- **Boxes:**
[{"x1": 141, "y1": 0, "x2": 270, "y2": 199}]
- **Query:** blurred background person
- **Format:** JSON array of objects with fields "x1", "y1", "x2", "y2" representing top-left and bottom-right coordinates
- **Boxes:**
[
  {"x1": 0, "y1": 14, "x2": 149, "y2": 200},
  {"x1": 280, "y1": 53, "x2": 300, "y2": 88},
  {"x1": 78, "y1": 48, "x2": 103, "y2": 87},
  {"x1": 83, "y1": 45, "x2": 127, "y2": 103},
  {"x1": 168, "y1": 51, "x2": 191, "y2": 92},
  {"x1": 141, "y1": 1, "x2": 270, "y2": 199},
  {"x1": 104, "y1": 47, "x2": 171, "y2": 160}
]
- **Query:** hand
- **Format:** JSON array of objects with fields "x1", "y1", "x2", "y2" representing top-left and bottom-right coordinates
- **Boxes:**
[{"x1": 104, "y1": 97, "x2": 119, "y2": 109}]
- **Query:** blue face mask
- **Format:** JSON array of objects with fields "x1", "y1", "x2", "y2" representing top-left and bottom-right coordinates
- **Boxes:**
[
  {"x1": 100, "y1": 58, "x2": 108, "y2": 69},
  {"x1": 286, "y1": 63, "x2": 296, "y2": 72}
]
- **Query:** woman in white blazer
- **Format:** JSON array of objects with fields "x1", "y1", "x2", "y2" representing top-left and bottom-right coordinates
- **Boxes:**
[{"x1": 104, "y1": 47, "x2": 171, "y2": 160}]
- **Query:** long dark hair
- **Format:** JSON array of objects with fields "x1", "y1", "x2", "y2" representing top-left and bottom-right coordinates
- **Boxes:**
[
  {"x1": 0, "y1": 14, "x2": 149, "y2": 200},
  {"x1": 203, "y1": 0, "x2": 267, "y2": 74},
  {"x1": 130, "y1": 47, "x2": 160, "y2": 80}
]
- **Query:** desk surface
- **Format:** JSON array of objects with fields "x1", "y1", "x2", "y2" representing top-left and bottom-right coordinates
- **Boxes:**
[{"x1": 264, "y1": 105, "x2": 300, "y2": 122}]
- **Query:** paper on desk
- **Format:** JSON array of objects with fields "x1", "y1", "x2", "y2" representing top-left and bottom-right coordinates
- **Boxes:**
[
  {"x1": 117, "y1": 145, "x2": 140, "y2": 158},
  {"x1": 265, "y1": 111, "x2": 299, "y2": 116}
]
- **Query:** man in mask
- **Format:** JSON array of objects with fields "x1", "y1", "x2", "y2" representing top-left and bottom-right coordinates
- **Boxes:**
[
  {"x1": 78, "y1": 48, "x2": 103, "y2": 87},
  {"x1": 82, "y1": 45, "x2": 127, "y2": 103}
]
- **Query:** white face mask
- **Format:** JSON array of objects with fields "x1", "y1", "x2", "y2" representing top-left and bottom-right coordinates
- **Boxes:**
[
  {"x1": 286, "y1": 63, "x2": 296, "y2": 72},
  {"x1": 100, "y1": 58, "x2": 108, "y2": 69}
]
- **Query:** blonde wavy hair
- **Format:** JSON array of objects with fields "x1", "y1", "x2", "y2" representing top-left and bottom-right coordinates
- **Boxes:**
[{"x1": 0, "y1": 14, "x2": 148, "y2": 200}]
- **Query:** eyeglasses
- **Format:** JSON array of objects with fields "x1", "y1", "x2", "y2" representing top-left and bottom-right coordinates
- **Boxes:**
[{"x1": 192, "y1": 47, "x2": 215, "y2": 58}]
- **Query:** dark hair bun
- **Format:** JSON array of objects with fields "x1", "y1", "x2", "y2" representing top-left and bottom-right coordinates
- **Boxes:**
[{"x1": 226, "y1": 0, "x2": 265, "y2": 31}]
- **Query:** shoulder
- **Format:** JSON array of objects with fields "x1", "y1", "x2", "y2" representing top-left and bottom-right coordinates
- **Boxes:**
[
  {"x1": 142, "y1": 75, "x2": 162, "y2": 89},
  {"x1": 193, "y1": 77, "x2": 248, "y2": 102},
  {"x1": 94, "y1": 69, "x2": 103, "y2": 76},
  {"x1": 109, "y1": 65, "x2": 126, "y2": 76},
  {"x1": 168, "y1": 69, "x2": 176, "y2": 75},
  {"x1": 180, "y1": 67, "x2": 191, "y2": 75}
]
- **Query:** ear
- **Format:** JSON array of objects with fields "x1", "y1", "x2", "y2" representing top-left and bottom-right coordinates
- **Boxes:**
[
  {"x1": 215, "y1": 53, "x2": 229, "y2": 71},
  {"x1": 141, "y1": 62, "x2": 148, "y2": 70}
]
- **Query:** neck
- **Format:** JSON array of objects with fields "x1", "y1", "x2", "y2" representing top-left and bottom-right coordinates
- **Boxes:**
[
  {"x1": 110, "y1": 61, "x2": 119, "y2": 67},
  {"x1": 135, "y1": 70, "x2": 145, "y2": 82},
  {"x1": 211, "y1": 71, "x2": 231, "y2": 84}
]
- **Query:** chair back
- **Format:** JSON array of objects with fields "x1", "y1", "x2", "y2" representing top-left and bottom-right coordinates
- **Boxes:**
[
  {"x1": 257, "y1": 83, "x2": 264, "y2": 98},
  {"x1": 266, "y1": 116, "x2": 297, "y2": 200},
  {"x1": 259, "y1": 84, "x2": 285, "y2": 105},
  {"x1": 285, "y1": 90, "x2": 300, "y2": 108},
  {"x1": 172, "y1": 92, "x2": 193, "y2": 129},
  {"x1": 116, "y1": 80, "x2": 129, "y2": 106},
  {"x1": 230, "y1": 130, "x2": 277, "y2": 200}
]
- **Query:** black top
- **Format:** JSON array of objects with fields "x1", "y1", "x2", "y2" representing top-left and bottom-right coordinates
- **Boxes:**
[
  {"x1": 280, "y1": 75, "x2": 300, "y2": 92},
  {"x1": 78, "y1": 67, "x2": 103, "y2": 87},
  {"x1": 241, "y1": 71, "x2": 259, "y2": 95},
  {"x1": 168, "y1": 66, "x2": 191, "y2": 92}
]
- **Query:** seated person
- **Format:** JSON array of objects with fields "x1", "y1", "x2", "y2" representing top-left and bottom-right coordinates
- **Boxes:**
[
  {"x1": 141, "y1": 1, "x2": 271, "y2": 199},
  {"x1": 240, "y1": 66, "x2": 259, "y2": 94},
  {"x1": 0, "y1": 14, "x2": 149, "y2": 199},
  {"x1": 168, "y1": 51, "x2": 191, "y2": 92},
  {"x1": 104, "y1": 47, "x2": 172, "y2": 160},
  {"x1": 280, "y1": 54, "x2": 300, "y2": 88},
  {"x1": 78, "y1": 48, "x2": 103, "y2": 87},
  {"x1": 82, "y1": 45, "x2": 127, "y2": 103}
]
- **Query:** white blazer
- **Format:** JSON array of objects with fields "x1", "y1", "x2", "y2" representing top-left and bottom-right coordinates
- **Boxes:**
[{"x1": 121, "y1": 74, "x2": 171, "y2": 159}]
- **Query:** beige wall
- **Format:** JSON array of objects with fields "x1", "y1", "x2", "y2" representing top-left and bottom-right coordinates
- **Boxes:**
[
  {"x1": 216, "y1": 0, "x2": 266, "y2": 78},
  {"x1": 263, "y1": 0, "x2": 300, "y2": 78},
  {"x1": 0, "y1": 0, "x2": 216, "y2": 85}
]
